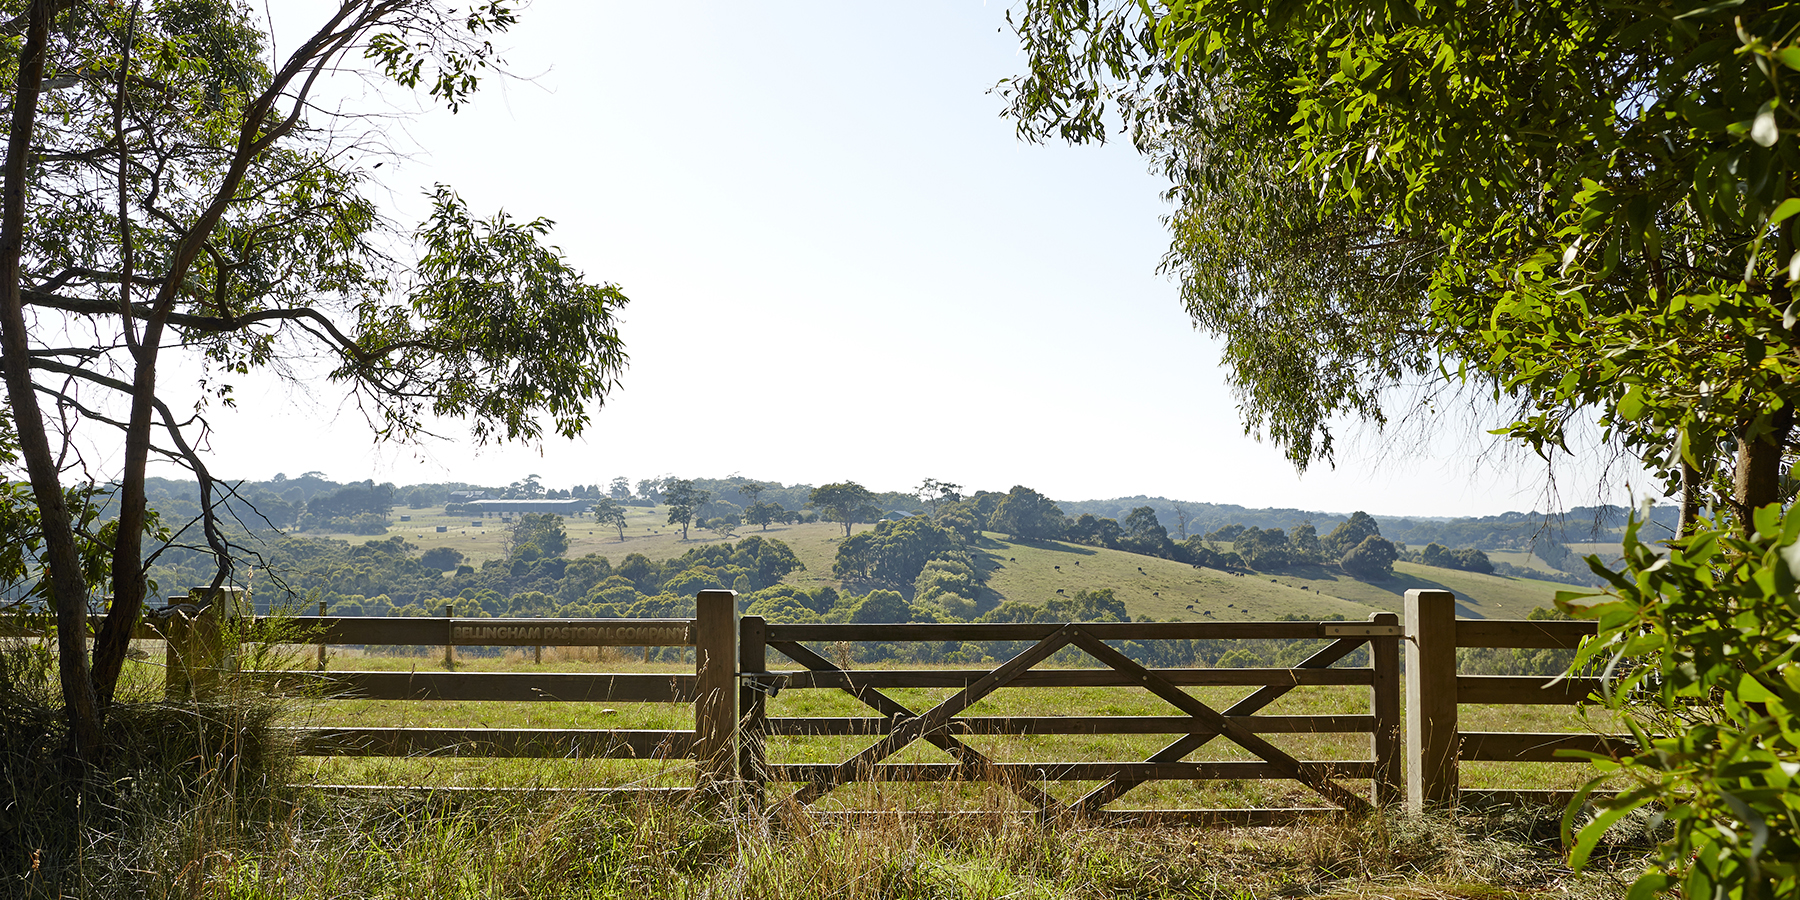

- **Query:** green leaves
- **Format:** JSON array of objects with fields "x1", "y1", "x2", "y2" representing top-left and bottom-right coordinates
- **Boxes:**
[
  {"x1": 1006, "y1": 0, "x2": 1800, "y2": 518},
  {"x1": 1561, "y1": 507, "x2": 1800, "y2": 898},
  {"x1": 365, "y1": 3, "x2": 516, "y2": 114},
  {"x1": 347, "y1": 186, "x2": 629, "y2": 447}
]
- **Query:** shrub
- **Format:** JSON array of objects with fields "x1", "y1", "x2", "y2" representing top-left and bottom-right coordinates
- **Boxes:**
[
  {"x1": 420, "y1": 546, "x2": 465, "y2": 571},
  {"x1": 1562, "y1": 506, "x2": 1800, "y2": 898},
  {"x1": 1340, "y1": 536, "x2": 1397, "y2": 579},
  {"x1": 0, "y1": 618, "x2": 299, "y2": 896},
  {"x1": 845, "y1": 590, "x2": 912, "y2": 623}
]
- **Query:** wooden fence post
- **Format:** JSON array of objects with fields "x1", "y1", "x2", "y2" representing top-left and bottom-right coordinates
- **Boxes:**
[
  {"x1": 1405, "y1": 589, "x2": 1458, "y2": 811},
  {"x1": 316, "y1": 599, "x2": 327, "y2": 671},
  {"x1": 164, "y1": 593, "x2": 194, "y2": 701},
  {"x1": 694, "y1": 589, "x2": 738, "y2": 795},
  {"x1": 1369, "y1": 610, "x2": 1403, "y2": 806},
  {"x1": 444, "y1": 602, "x2": 455, "y2": 670},
  {"x1": 739, "y1": 615, "x2": 768, "y2": 812},
  {"x1": 166, "y1": 587, "x2": 235, "y2": 702}
]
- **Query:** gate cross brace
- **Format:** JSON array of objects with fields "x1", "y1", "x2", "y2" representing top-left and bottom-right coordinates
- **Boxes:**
[
  {"x1": 1076, "y1": 635, "x2": 1371, "y2": 812},
  {"x1": 786, "y1": 624, "x2": 1080, "y2": 807},
  {"x1": 768, "y1": 640, "x2": 1064, "y2": 813},
  {"x1": 1067, "y1": 629, "x2": 1372, "y2": 815}
]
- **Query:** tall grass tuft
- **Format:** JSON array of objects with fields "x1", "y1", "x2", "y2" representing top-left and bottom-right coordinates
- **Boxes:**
[{"x1": 0, "y1": 621, "x2": 303, "y2": 898}]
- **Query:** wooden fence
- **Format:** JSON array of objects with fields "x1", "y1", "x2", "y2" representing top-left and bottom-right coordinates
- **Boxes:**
[
  {"x1": 150, "y1": 588, "x2": 740, "y2": 793},
  {"x1": 1404, "y1": 588, "x2": 1619, "y2": 809},
  {"x1": 31, "y1": 586, "x2": 1628, "y2": 818}
]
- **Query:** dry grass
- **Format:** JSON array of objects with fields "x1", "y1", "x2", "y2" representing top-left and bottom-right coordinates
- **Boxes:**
[{"x1": 146, "y1": 790, "x2": 1646, "y2": 899}]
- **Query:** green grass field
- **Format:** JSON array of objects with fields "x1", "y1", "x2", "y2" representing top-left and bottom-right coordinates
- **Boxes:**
[{"x1": 972, "y1": 534, "x2": 1574, "y2": 621}]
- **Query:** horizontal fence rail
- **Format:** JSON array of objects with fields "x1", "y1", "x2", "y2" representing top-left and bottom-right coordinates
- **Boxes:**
[
  {"x1": 1405, "y1": 589, "x2": 1626, "y2": 811},
  {"x1": 767, "y1": 762, "x2": 1384, "y2": 782},
  {"x1": 9, "y1": 615, "x2": 700, "y2": 647},
  {"x1": 266, "y1": 671, "x2": 699, "y2": 703},
  {"x1": 771, "y1": 668, "x2": 1374, "y2": 690},
  {"x1": 762, "y1": 714, "x2": 1376, "y2": 737},
  {"x1": 762, "y1": 621, "x2": 1401, "y2": 642}
]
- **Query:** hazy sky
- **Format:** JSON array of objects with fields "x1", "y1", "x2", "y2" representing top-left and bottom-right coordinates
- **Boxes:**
[{"x1": 160, "y1": 2, "x2": 1651, "y2": 517}]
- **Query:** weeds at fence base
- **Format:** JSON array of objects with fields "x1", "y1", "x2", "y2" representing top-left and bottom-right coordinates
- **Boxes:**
[{"x1": 18, "y1": 786, "x2": 1652, "y2": 899}]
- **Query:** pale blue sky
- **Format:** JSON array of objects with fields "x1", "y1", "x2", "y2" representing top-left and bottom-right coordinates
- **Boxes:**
[{"x1": 174, "y1": 2, "x2": 1650, "y2": 517}]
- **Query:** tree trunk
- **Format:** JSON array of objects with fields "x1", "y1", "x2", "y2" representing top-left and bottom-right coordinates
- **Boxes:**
[
  {"x1": 1731, "y1": 405, "x2": 1794, "y2": 535},
  {"x1": 1678, "y1": 456, "x2": 1702, "y2": 537},
  {"x1": 0, "y1": 0, "x2": 105, "y2": 760}
]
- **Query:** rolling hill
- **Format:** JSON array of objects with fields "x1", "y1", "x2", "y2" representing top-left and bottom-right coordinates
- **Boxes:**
[
  {"x1": 967, "y1": 534, "x2": 1573, "y2": 621},
  {"x1": 345, "y1": 512, "x2": 1572, "y2": 621}
]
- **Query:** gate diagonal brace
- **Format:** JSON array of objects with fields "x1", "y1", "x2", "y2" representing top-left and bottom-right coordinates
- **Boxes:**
[
  {"x1": 769, "y1": 640, "x2": 1065, "y2": 814},
  {"x1": 1065, "y1": 628, "x2": 1372, "y2": 816},
  {"x1": 1075, "y1": 635, "x2": 1370, "y2": 813},
  {"x1": 785, "y1": 625, "x2": 1080, "y2": 808}
]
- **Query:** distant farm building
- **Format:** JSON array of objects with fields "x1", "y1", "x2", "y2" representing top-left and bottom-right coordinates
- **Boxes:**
[{"x1": 464, "y1": 498, "x2": 592, "y2": 516}]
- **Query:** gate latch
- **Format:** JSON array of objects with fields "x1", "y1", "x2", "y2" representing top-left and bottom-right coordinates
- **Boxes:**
[
  {"x1": 740, "y1": 673, "x2": 787, "y2": 698},
  {"x1": 1320, "y1": 623, "x2": 1403, "y2": 638}
]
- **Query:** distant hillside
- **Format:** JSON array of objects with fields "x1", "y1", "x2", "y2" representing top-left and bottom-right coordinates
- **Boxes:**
[
  {"x1": 1056, "y1": 495, "x2": 1674, "y2": 552},
  {"x1": 968, "y1": 533, "x2": 1570, "y2": 622}
]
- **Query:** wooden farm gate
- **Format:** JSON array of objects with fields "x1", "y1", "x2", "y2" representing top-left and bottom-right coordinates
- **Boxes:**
[{"x1": 736, "y1": 613, "x2": 1403, "y2": 825}]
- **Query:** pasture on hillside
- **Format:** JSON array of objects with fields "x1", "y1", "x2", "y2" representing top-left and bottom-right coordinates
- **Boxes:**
[{"x1": 309, "y1": 509, "x2": 1574, "y2": 621}]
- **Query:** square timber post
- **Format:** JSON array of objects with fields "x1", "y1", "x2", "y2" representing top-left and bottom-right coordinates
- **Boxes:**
[
  {"x1": 694, "y1": 589, "x2": 738, "y2": 798},
  {"x1": 165, "y1": 586, "x2": 243, "y2": 702},
  {"x1": 1405, "y1": 588, "x2": 1459, "y2": 812}
]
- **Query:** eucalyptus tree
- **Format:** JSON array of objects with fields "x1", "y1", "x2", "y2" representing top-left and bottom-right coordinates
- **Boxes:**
[
  {"x1": 808, "y1": 481, "x2": 879, "y2": 537},
  {"x1": 915, "y1": 477, "x2": 962, "y2": 516},
  {"x1": 1004, "y1": 0, "x2": 1800, "y2": 534},
  {"x1": 663, "y1": 479, "x2": 709, "y2": 540},
  {"x1": 1, "y1": 0, "x2": 630, "y2": 759},
  {"x1": 591, "y1": 497, "x2": 628, "y2": 541}
]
